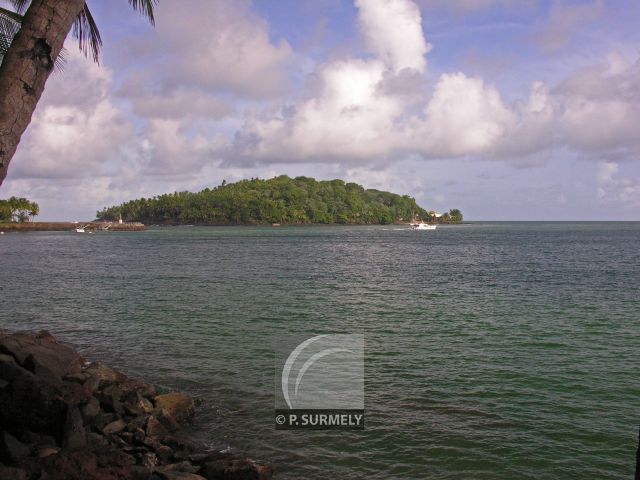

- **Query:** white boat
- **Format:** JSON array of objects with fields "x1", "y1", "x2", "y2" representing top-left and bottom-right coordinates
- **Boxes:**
[
  {"x1": 75, "y1": 227, "x2": 85, "y2": 233},
  {"x1": 410, "y1": 222, "x2": 436, "y2": 230}
]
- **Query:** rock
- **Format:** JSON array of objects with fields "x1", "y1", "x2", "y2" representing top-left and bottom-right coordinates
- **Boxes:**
[
  {"x1": 155, "y1": 469, "x2": 207, "y2": 480},
  {"x1": 0, "y1": 332, "x2": 83, "y2": 379},
  {"x1": 139, "y1": 451, "x2": 158, "y2": 468},
  {"x1": 18, "y1": 430, "x2": 42, "y2": 444},
  {"x1": 82, "y1": 375, "x2": 100, "y2": 393},
  {"x1": 81, "y1": 396, "x2": 101, "y2": 420},
  {"x1": 18, "y1": 431, "x2": 56, "y2": 447},
  {"x1": 200, "y1": 457, "x2": 273, "y2": 480},
  {"x1": 0, "y1": 352, "x2": 27, "y2": 382},
  {"x1": 96, "y1": 391, "x2": 124, "y2": 415},
  {"x1": 161, "y1": 461, "x2": 200, "y2": 473},
  {"x1": 161, "y1": 436, "x2": 200, "y2": 455},
  {"x1": 146, "y1": 415, "x2": 169, "y2": 439},
  {"x1": 142, "y1": 435, "x2": 161, "y2": 451},
  {"x1": 0, "y1": 465, "x2": 27, "y2": 480},
  {"x1": 0, "y1": 371, "x2": 68, "y2": 439},
  {"x1": 186, "y1": 454, "x2": 209, "y2": 464},
  {"x1": 103, "y1": 383, "x2": 125, "y2": 401},
  {"x1": 0, "y1": 331, "x2": 274, "y2": 479},
  {"x1": 103, "y1": 419, "x2": 127, "y2": 435},
  {"x1": 171, "y1": 452, "x2": 208, "y2": 464},
  {"x1": 36, "y1": 447, "x2": 134, "y2": 480},
  {"x1": 62, "y1": 373, "x2": 87, "y2": 384},
  {"x1": 62, "y1": 406, "x2": 86, "y2": 450},
  {"x1": 37, "y1": 446, "x2": 60, "y2": 458},
  {"x1": 38, "y1": 434, "x2": 58, "y2": 447},
  {"x1": 133, "y1": 428, "x2": 146, "y2": 444},
  {"x1": 91, "y1": 412, "x2": 116, "y2": 431},
  {"x1": 86, "y1": 432, "x2": 109, "y2": 448},
  {"x1": 130, "y1": 464, "x2": 153, "y2": 480},
  {"x1": 124, "y1": 391, "x2": 155, "y2": 415},
  {"x1": 156, "y1": 444, "x2": 174, "y2": 463},
  {"x1": 109, "y1": 435, "x2": 131, "y2": 451},
  {"x1": 153, "y1": 393, "x2": 195, "y2": 423},
  {"x1": 56, "y1": 380, "x2": 93, "y2": 409},
  {"x1": 119, "y1": 431, "x2": 135, "y2": 444},
  {"x1": 157, "y1": 409, "x2": 181, "y2": 432},
  {"x1": 121, "y1": 378, "x2": 157, "y2": 398},
  {"x1": 22, "y1": 353, "x2": 60, "y2": 382},
  {"x1": 0, "y1": 430, "x2": 31, "y2": 464},
  {"x1": 83, "y1": 362, "x2": 126, "y2": 386},
  {"x1": 126, "y1": 414, "x2": 149, "y2": 432}
]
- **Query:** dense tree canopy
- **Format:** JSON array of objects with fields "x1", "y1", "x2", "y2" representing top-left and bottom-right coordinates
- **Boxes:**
[
  {"x1": 441, "y1": 208, "x2": 463, "y2": 223},
  {"x1": 0, "y1": 196, "x2": 39, "y2": 222},
  {"x1": 97, "y1": 176, "x2": 462, "y2": 226}
]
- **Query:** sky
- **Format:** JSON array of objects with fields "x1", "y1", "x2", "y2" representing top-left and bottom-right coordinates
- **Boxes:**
[{"x1": 3, "y1": 0, "x2": 640, "y2": 220}]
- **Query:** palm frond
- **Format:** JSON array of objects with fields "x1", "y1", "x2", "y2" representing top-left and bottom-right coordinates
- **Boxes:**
[
  {"x1": 0, "y1": 5, "x2": 68, "y2": 72},
  {"x1": 53, "y1": 47, "x2": 67, "y2": 72},
  {"x1": 0, "y1": 6, "x2": 21, "y2": 63},
  {"x1": 9, "y1": 0, "x2": 29, "y2": 14},
  {"x1": 0, "y1": 6, "x2": 22, "y2": 23},
  {"x1": 128, "y1": 0, "x2": 158, "y2": 26},
  {"x1": 72, "y1": 3, "x2": 102, "y2": 63}
]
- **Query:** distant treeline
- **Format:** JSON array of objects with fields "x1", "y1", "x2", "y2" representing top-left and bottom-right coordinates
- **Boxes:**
[
  {"x1": 96, "y1": 176, "x2": 463, "y2": 225},
  {"x1": 0, "y1": 196, "x2": 39, "y2": 222}
]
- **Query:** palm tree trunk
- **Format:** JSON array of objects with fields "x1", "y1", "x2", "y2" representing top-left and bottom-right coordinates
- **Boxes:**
[{"x1": 0, "y1": 0, "x2": 85, "y2": 186}]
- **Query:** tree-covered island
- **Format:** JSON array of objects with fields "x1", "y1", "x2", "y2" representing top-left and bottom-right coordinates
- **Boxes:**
[{"x1": 97, "y1": 176, "x2": 463, "y2": 225}]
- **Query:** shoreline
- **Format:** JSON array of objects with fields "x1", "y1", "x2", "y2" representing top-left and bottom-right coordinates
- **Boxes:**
[
  {"x1": 0, "y1": 330, "x2": 272, "y2": 480},
  {"x1": 0, "y1": 221, "x2": 467, "y2": 233},
  {"x1": 0, "y1": 222, "x2": 145, "y2": 232},
  {"x1": 140, "y1": 221, "x2": 465, "y2": 227}
]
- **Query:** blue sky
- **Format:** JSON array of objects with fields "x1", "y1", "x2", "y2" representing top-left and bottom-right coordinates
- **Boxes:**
[{"x1": 3, "y1": 0, "x2": 640, "y2": 220}]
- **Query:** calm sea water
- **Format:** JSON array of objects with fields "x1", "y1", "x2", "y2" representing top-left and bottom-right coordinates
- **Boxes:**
[{"x1": 1, "y1": 223, "x2": 638, "y2": 479}]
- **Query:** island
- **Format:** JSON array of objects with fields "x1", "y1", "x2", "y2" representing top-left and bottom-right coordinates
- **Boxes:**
[{"x1": 96, "y1": 176, "x2": 463, "y2": 226}]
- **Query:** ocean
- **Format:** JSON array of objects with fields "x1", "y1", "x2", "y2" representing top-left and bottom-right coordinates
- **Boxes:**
[{"x1": 1, "y1": 222, "x2": 638, "y2": 479}]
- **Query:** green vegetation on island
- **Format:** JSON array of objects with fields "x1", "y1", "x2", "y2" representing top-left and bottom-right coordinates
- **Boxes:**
[
  {"x1": 96, "y1": 176, "x2": 463, "y2": 225},
  {"x1": 0, "y1": 196, "x2": 39, "y2": 222}
]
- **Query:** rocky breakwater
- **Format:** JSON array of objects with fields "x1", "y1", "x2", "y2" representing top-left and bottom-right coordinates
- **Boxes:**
[{"x1": 0, "y1": 330, "x2": 272, "y2": 480}]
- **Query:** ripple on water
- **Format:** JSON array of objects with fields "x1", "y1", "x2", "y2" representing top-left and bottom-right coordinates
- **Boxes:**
[{"x1": 0, "y1": 223, "x2": 638, "y2": 479}]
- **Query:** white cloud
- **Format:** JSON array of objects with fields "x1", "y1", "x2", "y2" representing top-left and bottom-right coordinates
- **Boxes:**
[
  {"x1": 597, "y1": 161, "x2": 618, "y2": 184},
  {"x1": 140, "y1": 119, "x2": 228, "y2": 175},
  {"x1": 554, "y1": 53, "x2": 640, "y2": 153},
  {"x1": 493, "y1": 81, "x2": 556, "y2": 158},
  {"x1": 5, "y1": 0, "x2": 640, "y2": 222},
  {"x1": 411, "y1": 72, "x2": 514, "y2": 157},
  {"x1": 596, "y1": 161, "x2": 640, "y2": 206},
  {"x1": 131, "y1": 89, "x2": 232, "y2": 121},
  {"x1": 10, "y1": 52, "x2": 136, "y2": 180},
  {"x1": 9, "y1": 48, "x2": 230, "y2": 183},
  {"x1": 233, "y1": 58, "x2": 405, "y2": 162},
  {"x1": 228, "y1": 0, "x2": 551, "y2": 165},
  {"x1": 143, "y1": 0, "x2": 292, "y2": 98},
  {"x1": 355, "y1": 0, "x2": 431, "y2": 72}
]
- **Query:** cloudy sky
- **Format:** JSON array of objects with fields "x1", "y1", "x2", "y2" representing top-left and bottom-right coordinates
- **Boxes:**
[{"x1": 3, "y1": 0, "x2": 640, "y2": 220}]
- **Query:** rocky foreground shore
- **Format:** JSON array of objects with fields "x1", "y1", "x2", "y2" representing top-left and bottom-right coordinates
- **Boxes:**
[{"x1": 0, "y1": 330, "x2": 272, "y2": 480}]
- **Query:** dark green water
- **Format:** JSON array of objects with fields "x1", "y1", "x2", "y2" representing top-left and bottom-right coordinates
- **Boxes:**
[{"x1": 1, "y1": 223, "x2": 638, "y2": 479}]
